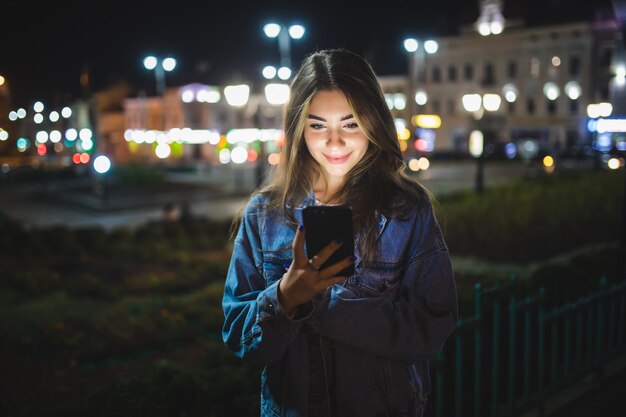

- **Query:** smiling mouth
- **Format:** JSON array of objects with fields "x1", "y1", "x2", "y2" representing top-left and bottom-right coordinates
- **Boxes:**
[{"x1": 324, "y1": 152, "x2": 352, "y2": 164}]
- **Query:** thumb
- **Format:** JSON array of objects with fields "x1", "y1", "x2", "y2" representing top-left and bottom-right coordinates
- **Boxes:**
[{"x1": 292, "y1": 224, "x2": 307, "y2": 268}]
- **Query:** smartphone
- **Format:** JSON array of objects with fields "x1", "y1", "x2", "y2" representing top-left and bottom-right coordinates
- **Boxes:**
[{"x1": 302, "y1": 205, "x2": 355, "y2": 277}]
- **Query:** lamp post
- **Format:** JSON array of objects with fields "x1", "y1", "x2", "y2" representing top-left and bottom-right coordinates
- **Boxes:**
[
  {"x1": 403, "y1": 38, "x2": 438, "y2": 136},
  {"x1": 263, "y1": 22, "x2": 305, "y2": 79},
  {"x1": 93, "y1": 154, "x2": 112, "y2": 205},
  {"x1": 463, "y1": 93, "x2": 502, "y2": 194},
  {"x1": 224, "y1": 84, "x2": 251, "y2": 190},
  {"x1": 143, "y1": 56, "x2": 177, "y2": 97}
]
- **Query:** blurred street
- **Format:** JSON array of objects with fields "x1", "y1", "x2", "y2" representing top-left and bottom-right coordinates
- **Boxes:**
[{"x1": 0, "y1": 158, "x2": 591, "y2": 231}]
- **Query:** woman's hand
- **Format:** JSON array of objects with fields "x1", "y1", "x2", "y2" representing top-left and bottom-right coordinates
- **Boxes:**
[{"x1": 277, "y1": 225, "x2": 353, "y2": 314}]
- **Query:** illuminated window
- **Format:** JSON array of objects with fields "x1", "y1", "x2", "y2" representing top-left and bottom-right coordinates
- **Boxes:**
[{"x1": 530, "y1": 57, "x2": 540, "y2": 78}]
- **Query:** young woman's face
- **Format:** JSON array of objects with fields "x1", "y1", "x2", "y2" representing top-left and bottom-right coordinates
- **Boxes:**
[{"x1": 304, "y1": 89, "x2": 369, "y2": 186}]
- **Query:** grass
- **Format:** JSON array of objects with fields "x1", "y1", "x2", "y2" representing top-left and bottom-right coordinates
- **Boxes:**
[{"x1": 0, "y1": 167, "x2": 624, "y2": 416}]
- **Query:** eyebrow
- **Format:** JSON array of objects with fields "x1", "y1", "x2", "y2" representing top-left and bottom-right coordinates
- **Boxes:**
[{"x1": 308, "y1": 113, "x2": 354, "y2": 122}]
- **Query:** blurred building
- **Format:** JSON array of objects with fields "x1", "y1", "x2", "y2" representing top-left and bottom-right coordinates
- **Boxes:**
[
  {"x1": 381, "y1": 18, "x2": 624, "y2": 159},
  {"x1": 2, "y1": 6, "x2": 623, "y2": 171},
  {"x1": 119, "y1": 83, "x2": 285, "y2": 168}
]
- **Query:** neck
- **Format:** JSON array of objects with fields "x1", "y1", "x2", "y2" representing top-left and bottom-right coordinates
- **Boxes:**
[{"x1": 313, "y1": 175, "x2": 344, "y2": 204}]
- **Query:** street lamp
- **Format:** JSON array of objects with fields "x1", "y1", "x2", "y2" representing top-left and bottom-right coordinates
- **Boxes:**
[
  {"x1": 224, "y1": 84, "x2": 251, "y2": 189},
  {"x1": 143, "y1": 56, "x2": 177, "y2": 96},
  {"x1": 462, "y1": 93, "x2": 502, "y2": 194},
  {"x1": 263, "y1": 22, "x2": 305, "y2": 79},
  {"x1": 476, "y1": 0, "x2": 506, "y2": 36},
  {"x1": 93, "y1": 154, "x2": 112, "y2": 204},
  {"x1": 403, "y1": 38, "x2": 438, "y2": 129}
]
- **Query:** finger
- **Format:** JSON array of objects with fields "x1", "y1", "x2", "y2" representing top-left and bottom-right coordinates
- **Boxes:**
[
  {"x1": 319, "y1": 255, "x2": 354, "y2": 281},
  {"x1": 312, "y1": 239, "x2": 344, "y2": 268},
  {"x1": 292, "y1": 224, "x2": 307, "y2": 268},
  {"x1": 318, "y1": 275, "x2": 349, "y2": 291}
]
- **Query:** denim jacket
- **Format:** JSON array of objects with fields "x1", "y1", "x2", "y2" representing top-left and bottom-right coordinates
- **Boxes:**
[{"x1": 222, "y1": 191, "x2": 458, "y2": 417}]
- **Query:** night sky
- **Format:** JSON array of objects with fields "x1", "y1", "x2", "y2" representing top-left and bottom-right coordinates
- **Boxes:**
[{"x1": 0, "y1": 0, "x2": 618, "y2": 108}]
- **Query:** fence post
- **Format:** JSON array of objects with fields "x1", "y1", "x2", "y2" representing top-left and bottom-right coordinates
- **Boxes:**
[
  {"x1": 434, "y1": 351, "x2": 444, "y2": 417},
  {"x1": 537, "y1": 287, "x2": 546, "y2": 415},
  {"x1": 619, "y1": 283, "x2": 625, "y2": 348},
  {"x1": 474, "y1": 283, "x2": 482, "y2": 417},
  {"x1": 563, "y1": 303, "x2": 572, "y2": 381},
  {"x1": 595, "y1": 276, "x2": 608, "y2": 381},
  {"x1": 523, "y1": 297, "x2": 531, "y2": 403},
  {"x1": 550, "y1": 308, "x2": 559, "y2": 387},
  {"x1": 507, "y1": 274, "x2": 518, "y2": 412},
  {"x1": 490, "y1": 282, "x2": 502, "y2": 417},
  {"x1": 455, "y1": 318, "x2": 464, "y2": 417},
  {"x1": 575, "y1": 300, "x2": 583, "y2": 372},
  {"x1": 586, "y1": 296, "x2": 598, "y2": 371},
  {"x1": 607, "y1": 285, "x2": 616, "y2": 355}
]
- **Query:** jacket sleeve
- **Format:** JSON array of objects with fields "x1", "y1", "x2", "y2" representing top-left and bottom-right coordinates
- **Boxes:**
[
  {"x1": 310, "y1": 205, "x2": 458, "y2": 364},
  {"x1": 221, "y1": 201, "x2": 312, "y2": 363}
]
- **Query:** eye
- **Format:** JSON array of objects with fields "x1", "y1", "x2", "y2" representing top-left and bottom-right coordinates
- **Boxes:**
[
  {"x1": 309, "y1": 123, "x2": 325, "y2": 130},
  {"x1": 344, "y1": 122, "x2": 359, "y2": 129}
]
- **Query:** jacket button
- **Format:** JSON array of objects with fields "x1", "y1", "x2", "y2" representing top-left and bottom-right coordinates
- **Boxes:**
[{"x1": 266, "y1": 302, "x2": 275, "y2": 314}]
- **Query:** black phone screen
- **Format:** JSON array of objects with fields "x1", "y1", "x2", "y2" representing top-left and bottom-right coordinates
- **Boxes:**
[{"x1": 302, "y1": 205, "x2": 355, "y2": 277}]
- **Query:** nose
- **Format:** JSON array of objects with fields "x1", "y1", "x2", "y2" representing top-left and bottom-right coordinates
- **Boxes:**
[{"x1": 326, "y1": 126, "x2": 345, "y2": 148}]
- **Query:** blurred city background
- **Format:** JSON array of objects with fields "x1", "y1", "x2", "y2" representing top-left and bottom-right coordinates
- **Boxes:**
[{"x1": 1, "y1": 0, "x2": 625, "y2": 416}]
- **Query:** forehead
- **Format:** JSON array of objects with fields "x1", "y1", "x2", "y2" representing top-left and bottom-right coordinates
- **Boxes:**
[{"x1": 308, "y1": 90, "x2": 352, "y2": 114}]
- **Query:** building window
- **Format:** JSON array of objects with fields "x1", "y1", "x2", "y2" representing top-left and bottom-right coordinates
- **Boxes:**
[
  {"x1": 432, "y1": 66, "x2": 441, "y2": 83},
  {"x1": 447, "y1": 98, "x2": 455, "y2": 115},
  {"x1": 531, "y1": 57, "x2": 540, "y2": 78},
  {"x1": 448, "y1": 65, "x2": 457, "y2": 82},
  {"x1": 432, "y1": 99, "x2": 441, "y2": 114},
  {"x1": 508, "y1": 60, "x2": 518, "y2": 79},
  {"x1": 508, "y1": 102, "x2": 515, "y2": 115},
  {"x1": 483, "y1": 63, "x2": 496, "y2": 86},
  {"x1": 569, "y1": 98, "x2": 578, "y2": 114},
  {"x1": 191, "y1": 112, "x2": 201, "y2": 126},
  {"x1": 547, "y1": 99, "x2": 557, "y2": 115},
  {"x1": 526, "y1": 98, "x2": 535, "y2": 115},
  {"x1": 566, "y1": 129, "x2": 579, "y2": 148},
  {"x1": 569, "y1": 56, "x2": 580, "y2": 77},
  {"x1": 464, "y1": 63, "x2": 473, "y2": 81}
]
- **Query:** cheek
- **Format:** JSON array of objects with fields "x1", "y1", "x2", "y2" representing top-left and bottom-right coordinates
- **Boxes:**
[
  {"x1": 352, "y1": 137, "x2": 370, "y2": 155},
  {"x1": 304, "y1": 135, "x2": 324, "y2": 152}
]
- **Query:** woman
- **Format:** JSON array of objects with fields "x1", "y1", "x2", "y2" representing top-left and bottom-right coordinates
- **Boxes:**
[{"x1": 222, "y1": 48, "x2": 458, "y2": 417}]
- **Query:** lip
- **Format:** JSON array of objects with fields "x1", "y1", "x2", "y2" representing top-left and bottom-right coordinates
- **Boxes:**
[{"x1": 323, "y1": 152, "x2": 352, "y2": 164}]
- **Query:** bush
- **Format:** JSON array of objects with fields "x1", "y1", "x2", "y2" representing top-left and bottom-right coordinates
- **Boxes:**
[
  {"x1": 85, "y1": 346, "x2": 261, "y2": 417},
  {"x1": 110, "y1": 163, "x2": 165, "y2": 186},
  {"x1": 438, "y1": 170, "x2": 621, "y2": 262}
]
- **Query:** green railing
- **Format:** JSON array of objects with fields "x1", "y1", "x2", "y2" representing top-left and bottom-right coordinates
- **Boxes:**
[{"x1": 427, "y1": 276, "x2": 626, "y2": 417}]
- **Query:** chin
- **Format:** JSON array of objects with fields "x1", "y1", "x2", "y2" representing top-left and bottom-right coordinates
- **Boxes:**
[{"x1": 323, "y1": 166, "x2": 351, "y2": 177}]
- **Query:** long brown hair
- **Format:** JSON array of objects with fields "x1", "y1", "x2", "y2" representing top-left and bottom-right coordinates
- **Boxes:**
[{"x1": 231, "y1": 48, "x2": 433, "y2": 260}]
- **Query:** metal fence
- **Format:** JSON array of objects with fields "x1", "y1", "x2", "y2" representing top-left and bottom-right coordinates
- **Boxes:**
[{"x1": 427, "y1": 276, "x2": 626, "y2": 417}]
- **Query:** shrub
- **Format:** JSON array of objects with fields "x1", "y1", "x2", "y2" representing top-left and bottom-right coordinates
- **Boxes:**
[
  {"x1": 110, "y1": 163, "x2": 165, "y2": 186},
  {"x1": 438, "y1": 170, "x2": 621, "y2": 262}
]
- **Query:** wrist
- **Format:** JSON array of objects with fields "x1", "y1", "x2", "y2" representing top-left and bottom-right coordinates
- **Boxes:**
[{"x1": 277, "y1": 279, "x2": 297, "y2": 314}]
